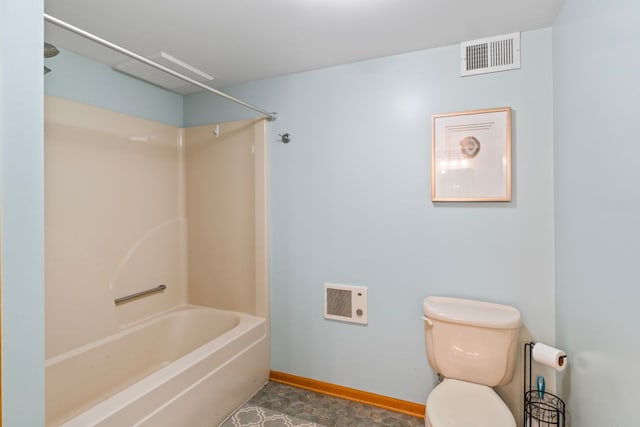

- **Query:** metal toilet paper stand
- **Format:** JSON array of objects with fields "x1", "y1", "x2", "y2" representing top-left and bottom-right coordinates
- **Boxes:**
[{"x1": 523, "y1": 342, "x2": 566, "y2": 426}]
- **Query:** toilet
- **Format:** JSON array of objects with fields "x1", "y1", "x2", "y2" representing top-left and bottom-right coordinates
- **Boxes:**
[{"x1": 422, "y1": 296, "x2": 521, "y2": 427}]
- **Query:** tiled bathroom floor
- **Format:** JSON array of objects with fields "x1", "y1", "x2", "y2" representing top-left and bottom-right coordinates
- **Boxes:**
[{"x1": 246, "y1": 381, "x2": 425, "y2": 427}]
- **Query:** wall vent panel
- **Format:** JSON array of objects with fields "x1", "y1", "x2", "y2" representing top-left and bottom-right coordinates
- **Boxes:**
[
  {"x1": 324, "y1": 283, "x2": 367, "y2": 325},
  {"x1": 113, "y1": 51, "x2": 214, "y2": 94},
  {"x1": 461, "y1": 32, "x2": 520, "y2": 76}
]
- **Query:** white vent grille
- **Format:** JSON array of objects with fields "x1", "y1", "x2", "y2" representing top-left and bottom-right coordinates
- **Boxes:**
[
  {"x1": 461, "y1": 32, "x2": 520, "y2": 76},
  {"x1": 324, "y1": 283, "x2": 368, "y2": 325},
  {"x1": 114, "y1": 51, "x2": 214, "y2": 95}
]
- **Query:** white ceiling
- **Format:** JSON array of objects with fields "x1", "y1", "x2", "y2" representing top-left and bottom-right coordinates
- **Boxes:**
[{"x1": 45, "y1": 0, "x2": 564, "y2": 91}]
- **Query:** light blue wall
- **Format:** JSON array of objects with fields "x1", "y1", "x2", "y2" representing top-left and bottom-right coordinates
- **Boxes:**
[
  {"x1": 4, "y1": 0, "x2": 637, "y2": 420},
  {"x1": 45, "y1": 49, "x2": 183, "y2": 127},
  {"x1": 0, "y1": 0, "x2": 45, "y2": 425},
  {"x1": 553, "y1": 1, "x2": 640, "y2": 425},
  {"x1": 185, "y1": 28, "x2": 555, "y2": 403}
]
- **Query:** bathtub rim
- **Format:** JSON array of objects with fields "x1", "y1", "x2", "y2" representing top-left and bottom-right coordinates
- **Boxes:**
[{"x1": 45, "y1": 304, "x2": 251, "y2": 366}]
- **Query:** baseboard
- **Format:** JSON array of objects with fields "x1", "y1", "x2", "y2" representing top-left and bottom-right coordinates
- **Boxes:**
[{"x1": 269, "y1": 370, "x2": 425, "y2": 420}]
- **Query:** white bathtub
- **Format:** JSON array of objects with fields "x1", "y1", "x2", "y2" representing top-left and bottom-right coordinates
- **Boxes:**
[{"x1": 45, "y1": 305, "x2": 269, "y2": 426}]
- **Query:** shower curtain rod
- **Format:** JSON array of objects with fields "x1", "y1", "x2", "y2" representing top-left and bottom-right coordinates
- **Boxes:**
[{"x1": 44, "y1": 13, "x2": 278, "y2": 121}]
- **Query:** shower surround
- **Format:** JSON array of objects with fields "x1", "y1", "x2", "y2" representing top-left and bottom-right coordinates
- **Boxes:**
[{"x1": 44, "y1": 96, "x2": 269, "y2": 426}]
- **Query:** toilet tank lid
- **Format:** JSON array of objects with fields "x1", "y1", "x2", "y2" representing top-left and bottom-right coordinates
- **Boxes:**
[{"x1": 423, "y1": 296, "x2": 521, "y2": 329}]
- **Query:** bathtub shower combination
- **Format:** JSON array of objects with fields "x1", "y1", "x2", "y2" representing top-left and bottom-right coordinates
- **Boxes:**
[
  {"x1": 43, "y1": 14, "x2": 275, "y2": 426},
  {"x1": 45, "y1": 96, "x2": 269, "y2": 426}
]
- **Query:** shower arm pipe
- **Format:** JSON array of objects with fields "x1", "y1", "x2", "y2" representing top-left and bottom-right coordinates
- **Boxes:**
[{"x1": 44, "y1": 13, "x2": 278, "y2": 121}]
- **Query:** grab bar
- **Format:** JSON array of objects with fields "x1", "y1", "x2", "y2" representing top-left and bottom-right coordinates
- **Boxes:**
[{"x1": 114, "y1": 284, "x2": 167, "y2": 305}]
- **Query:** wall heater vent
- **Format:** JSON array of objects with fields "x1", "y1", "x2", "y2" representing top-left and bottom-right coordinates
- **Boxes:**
[
  {"x1": 324, "y1": 283, "x2": 368, "y2": 325},
  {"x1": 460, "y1": 32, "x2": 520, "y2": 76}
]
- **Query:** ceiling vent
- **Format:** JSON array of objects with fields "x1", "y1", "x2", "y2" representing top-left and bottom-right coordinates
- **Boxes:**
[
  {"x1": 114, "y1": 51, "x2": 214, "y2": 95},
  {"x1": 460, "y1": 32, "x2": 520, "y2": 77}
]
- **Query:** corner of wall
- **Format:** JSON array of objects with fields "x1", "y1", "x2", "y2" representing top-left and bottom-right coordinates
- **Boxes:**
[{"x1": 1, "y1": 0, "x2": 46, "y2": 425}]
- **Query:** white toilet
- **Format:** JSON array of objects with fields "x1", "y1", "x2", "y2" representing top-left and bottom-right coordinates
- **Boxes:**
[{"x1": 422, "y1": 296, "x2": 521, "y2": 427}]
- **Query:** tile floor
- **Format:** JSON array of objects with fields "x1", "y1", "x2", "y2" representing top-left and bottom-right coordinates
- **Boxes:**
[{"x1": 246, "y1": 381, "x2": 424, "y2": 427}]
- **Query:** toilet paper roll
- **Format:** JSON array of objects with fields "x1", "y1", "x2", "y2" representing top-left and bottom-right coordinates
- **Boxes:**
[{"x1": 532, "y1": 343, "x2": 567, "y2": 372}]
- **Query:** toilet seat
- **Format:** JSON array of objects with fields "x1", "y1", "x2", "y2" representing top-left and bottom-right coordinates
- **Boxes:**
[{"x1": 426, "y1": 379, "x2": 515, "y2": 427}]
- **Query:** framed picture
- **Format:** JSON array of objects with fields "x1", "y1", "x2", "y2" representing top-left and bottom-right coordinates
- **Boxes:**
[{"x1": 431, "y1": 107, "x2": 511, "y2": 202}]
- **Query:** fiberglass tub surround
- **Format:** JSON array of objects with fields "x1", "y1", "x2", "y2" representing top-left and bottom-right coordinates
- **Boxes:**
[{"x1": 44, "y1": 96, "x2": 269, "y2": 426}]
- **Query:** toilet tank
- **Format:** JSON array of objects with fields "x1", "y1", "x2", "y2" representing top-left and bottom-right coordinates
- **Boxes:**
[{"x1": 423, "y1": 296, "x2": 521, "y2": 387}]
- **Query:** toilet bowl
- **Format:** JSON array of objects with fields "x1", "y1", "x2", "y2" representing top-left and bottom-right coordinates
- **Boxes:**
[
  {"x1": 425, "y1": 379, "x2": 515, "y2": 427},
  {"x1": 422, "y1": 297, "x2": 521, "y2": 427}
]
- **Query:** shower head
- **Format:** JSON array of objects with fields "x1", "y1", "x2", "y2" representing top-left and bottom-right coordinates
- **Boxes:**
[
  {"x1": 44, "y1": 42, "x2": 59, "y2": 75},
  {"x1": 44, "y1": 42, "x2": 59, "y2": 58}
]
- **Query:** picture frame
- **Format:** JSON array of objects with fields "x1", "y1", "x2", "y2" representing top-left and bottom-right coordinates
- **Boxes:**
[{"x1": 431, "y1": 107, "x2": 512, "y2": 202}]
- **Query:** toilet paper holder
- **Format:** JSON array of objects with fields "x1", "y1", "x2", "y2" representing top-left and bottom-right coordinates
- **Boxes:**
[{"x1": 523, "y1": 342, "x2": 566, "y2": 426}]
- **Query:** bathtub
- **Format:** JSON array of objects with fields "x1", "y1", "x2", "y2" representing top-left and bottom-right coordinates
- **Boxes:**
[{"x1": 45, "y1": 305, "x2": 269, "y2": 426}]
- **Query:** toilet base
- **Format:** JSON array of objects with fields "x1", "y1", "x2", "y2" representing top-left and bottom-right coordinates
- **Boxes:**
[
  {"x1": 424, "y1": 403, "x2": 430, "y2": 427},
  {"x1": 424, "y1": 379, "x2": 516, "y2": 427}
]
